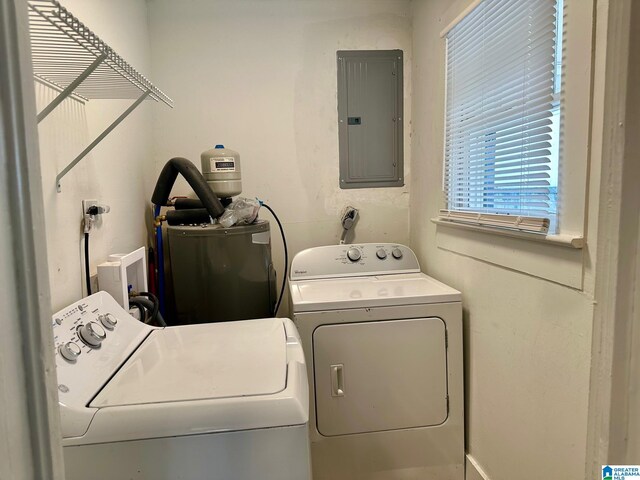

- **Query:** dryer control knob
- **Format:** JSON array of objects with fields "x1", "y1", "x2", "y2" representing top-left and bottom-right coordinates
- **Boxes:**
[
  {"x1": 59, "y1": 342, "x2": 81, "y2": 362},
  {"x1": 347, "y1": 248, "x2": 361, "y2": 262},
  {"x1": 99, "y1": 313, "x2": 117, "y2": 330},
  {"x1": 376, "y1": 249, "x2": 387, "y2": 260},
  {"x1": 392, "y1": 248, "x2": 403, "y2": 259},
  {"x1": 78, "y1": 321, "x2": 106, "y2": 348}
]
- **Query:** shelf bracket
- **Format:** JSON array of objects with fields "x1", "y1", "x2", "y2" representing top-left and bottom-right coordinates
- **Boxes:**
[
  {"x1": 37, "y1": 54, "x2": 106, "y2": 123},
  {"x1": 56, "y1": 89, "x2": 151, "y2": 192}
]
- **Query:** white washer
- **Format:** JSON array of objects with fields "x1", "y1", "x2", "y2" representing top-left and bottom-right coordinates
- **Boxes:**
[
  {"x1": 53, "y1": 291, "x2": 311, "y2": 480},
  {"x1": 289, "y1": 243, "x2": 464, "y2": 480}
]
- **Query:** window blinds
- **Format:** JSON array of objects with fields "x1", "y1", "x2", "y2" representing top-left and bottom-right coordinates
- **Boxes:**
[{"x1": 442, "y1": 0, "x2": 558, "y2": 234}]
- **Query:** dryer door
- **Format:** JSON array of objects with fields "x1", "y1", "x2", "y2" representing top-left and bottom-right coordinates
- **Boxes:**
[{"x1": 313, "y1": 317, "x2": 448, "y2": 437}]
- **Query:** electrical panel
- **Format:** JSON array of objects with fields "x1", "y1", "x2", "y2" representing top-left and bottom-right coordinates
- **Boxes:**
[{"x1": 337, "y1": 50, "x2": 404, "y2": 189}]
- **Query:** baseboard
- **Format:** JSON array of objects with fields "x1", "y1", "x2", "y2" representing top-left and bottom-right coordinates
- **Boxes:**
[{"x1": 466, "y1": 454, "x2": 491, "y2": 480}]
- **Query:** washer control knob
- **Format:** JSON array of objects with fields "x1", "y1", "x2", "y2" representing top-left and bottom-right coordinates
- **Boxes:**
[
  {"x1": 347, "y1": 247, "x2": 361, "y2": 262},
  {"x1": 392, "y1": 248, "x2": 403, "y2": 259},
  {"x1": 59, "y1": 342, "x2": 81, "y2": 362},
  {"x1": 78, "y1": 321, "x2": 106, "y2": 348},
  {"x1": 99, "y1": 313, "x2": 117, "y2": 330},
  {"x1": 376, "y1": 249, "x2": 387, "y2": 260}
]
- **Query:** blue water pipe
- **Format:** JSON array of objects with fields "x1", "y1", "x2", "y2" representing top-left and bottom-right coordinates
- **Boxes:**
[{"x1": 154, "y1": 204, "x2": 166, "y2": 318}]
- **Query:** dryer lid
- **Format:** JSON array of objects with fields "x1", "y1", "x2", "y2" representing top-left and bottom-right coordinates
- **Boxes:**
[
  {"x1": 290, "y1": 273, "x2": 461, "y2": 312},
  {"x1": 91, "y1": 318, "x2": 287, "y2": 407}
]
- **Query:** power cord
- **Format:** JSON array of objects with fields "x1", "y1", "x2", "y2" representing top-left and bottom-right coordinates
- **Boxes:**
[
  {"x1": 82, "y1": 204, "x2": 110, "y2": 296},
  {"x1": 84, "y1": 232, "x2": 91, "y2": 295},
  {"x1": 259, "y1": 202, "x2": 288, "y2": 317}
]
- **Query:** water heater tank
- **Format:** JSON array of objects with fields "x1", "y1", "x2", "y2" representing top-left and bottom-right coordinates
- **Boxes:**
[
  {"x1": 167, "y1": 220, "x2": 276, "y2": 324},
  {"x1": 201, "y1": 145, "x2": 242, "y2": 198}
]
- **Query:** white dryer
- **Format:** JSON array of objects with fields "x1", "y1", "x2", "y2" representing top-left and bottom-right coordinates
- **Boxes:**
[
  {"x1": 52, "y1": 291, "x2": 310, "y2": 480},
  {"x1": 289, "y1": 243, "x2": 464, "y2": 480}
]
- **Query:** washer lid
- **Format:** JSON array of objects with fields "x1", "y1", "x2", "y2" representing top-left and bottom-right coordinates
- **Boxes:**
[
  {"x1": 290, "y1": 273, "x2": 461, "y2": 312},
  {"x1": 91, "y1": 318, "x2": 287, "y2": 407}
]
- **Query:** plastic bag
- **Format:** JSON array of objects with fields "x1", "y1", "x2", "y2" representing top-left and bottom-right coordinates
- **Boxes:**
[{"x1": 217, "y1": 197, "x2": 261, "y2": 228}]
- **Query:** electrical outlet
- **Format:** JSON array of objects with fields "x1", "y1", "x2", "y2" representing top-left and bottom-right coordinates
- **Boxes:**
[
  {"x1": 82, "y1": 199, "x2": 98, "y2": 214},
  {"x1": 82, "y1": 199, "x2": 98, "y2": 233}
]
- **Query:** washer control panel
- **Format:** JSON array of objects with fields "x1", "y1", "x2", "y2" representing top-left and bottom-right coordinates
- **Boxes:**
[
  {"x1": 290, "y1": 243, "x2": 420, "y2": 280},
  {"x1": 52, "y1": 291, "x2": 154, "y2": 412}
]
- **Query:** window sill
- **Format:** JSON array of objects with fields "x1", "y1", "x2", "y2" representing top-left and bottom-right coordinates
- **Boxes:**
[
  {"x1": 432, "y1": 218, "x2": 585, "y2": 288},
  {"x1": 431, "y1": 218, "x2": 584, "y2": 249}
]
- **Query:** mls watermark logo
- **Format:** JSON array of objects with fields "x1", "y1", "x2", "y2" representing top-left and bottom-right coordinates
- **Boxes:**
[{"x1": 603, "y1": 465, "x2": 640, "y2": 479}]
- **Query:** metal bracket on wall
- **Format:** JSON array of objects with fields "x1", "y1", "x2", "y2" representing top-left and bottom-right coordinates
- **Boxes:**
[
  {"x1": 36, "y1": 54, "x2": 105, "y2": 123},
  {"x1": 27, "y1": 0, "x2": 173, "y2": 192},
  {"x1": 55, "y1": 90, "x2": 151, "y2": 192}
]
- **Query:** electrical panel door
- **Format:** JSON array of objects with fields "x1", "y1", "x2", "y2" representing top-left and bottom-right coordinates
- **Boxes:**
[
  {"x1": 337, "y1": 50, "x2": 403, "y2": 189},
  {"x1": 313, "y1": 317, "x2": 448, "y2": 437}
]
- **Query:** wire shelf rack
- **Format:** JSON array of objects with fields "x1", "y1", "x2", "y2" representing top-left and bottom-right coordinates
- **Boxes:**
[
  {"x1": 27, "y1": 0, "x2": 173, "y2": 191},
  {"x1": 28, "y1": 0, "x2": 172, "y2": 106}
]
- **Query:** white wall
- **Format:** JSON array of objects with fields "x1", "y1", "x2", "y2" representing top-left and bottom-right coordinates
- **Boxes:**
[
  {"x1": 410, "y1": 1, "x2": 598, "y2": 479},
  {"x1": 36, "y1": 0, "x2": 155, "y2": 311},
  {"x1": 147, "y1": 0, "x2": 412, "y2": 315}
]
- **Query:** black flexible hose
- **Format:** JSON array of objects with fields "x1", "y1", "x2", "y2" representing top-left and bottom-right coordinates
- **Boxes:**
[
  {"x1": 84, "y1": 232, "x2": 91, "y2": 295},
  {"x1": 129, "y1": 296, "x2": 157, "y2": 324},
  {"x1": 128, "y1": 302, "x2": 146, "y2": 322},
  {"x1": 166, "y1": 208, "x2": 211, "y2": 226},
  {"x1": 151, "y1": 157, "x2": 225, "y2": 219},
  {"x1": 261, "y1": 203, "x2": 287, "y2": 317},
  {"x1": 135, "y1": 292, "x2": 161, "y2": 324},
  {"x1": 130, "y1": 295, "x2": 167, "y2": 327},
  {"x1": 174, "y1": 198, "x2": 206, "y2": 210},
  {"x1": 173, "y1": 198, "x2": 233, "y2": 211},
  {"x1": 128, "y1": 299, "x2": 149, "y2": 323}
]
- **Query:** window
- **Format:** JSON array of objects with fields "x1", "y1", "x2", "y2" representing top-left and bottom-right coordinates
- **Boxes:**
[{"x1": 441, "y1": 0, "x2": 562, "y2": 234}]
